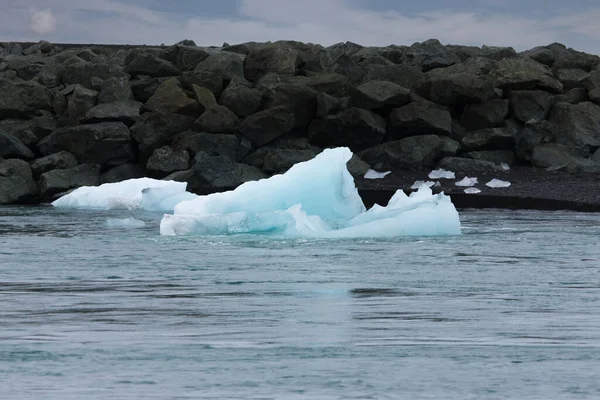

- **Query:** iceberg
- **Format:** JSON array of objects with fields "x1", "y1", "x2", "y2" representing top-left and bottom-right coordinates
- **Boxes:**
[
  {"x1": 364, "y1": 169, "x2": 391, "y2": 179},
  {"x1": 410, "y1": 180, "x2": 436, "y2": 190},
  {"x1": 455, "y1": 177, "x2": 478, "y2": 187},
  {"x1": 486, "y1": 179, "x2": 511, "y2": 188},
  {"x1": 160, "y1": 148, "x2": 461, "y2": 237},
  {"x1": 464, "y1": 187, "x2": 481, "y2": 194},
  {"x1": 429, "y1": 169, "x2": 455, "y2": 179}
]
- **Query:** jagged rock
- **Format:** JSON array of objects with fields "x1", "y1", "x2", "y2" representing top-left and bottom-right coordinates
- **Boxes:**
[
  {"x1": 172, "y1": 131, "x2": 251, "y2": 162},
  {"x1": 438, "y1": 157, "x2": 504, "y2": 173},
  {"x1": 555, "y1": 69, "x2": 588, "y2": 91},
  {"x1": 515, "y1": 120, "x2": 554, "y2": 161},
  {"x1": 3, "y1": 55, "x2": 49, "y2": 80},
  {"x1": 417, "y1": 70, "x2": 495, "y2": 106},
  {"x1": 130, "y1": 112, "x2": 196, "y2": 160},
  {"x1": 30, "y1": 114, "x2": 58, "y2": 139},
  {"x1": 242, "y1": 138, "x2": 319, "y2": 174},
  {"x1": 146, "y1": 145, "x2": 190, "y2": 176},
  {"x1": 236, "y1": 163, "x2": 269, "y2": 183},
  {"x1": 195, "y1": 105, "x2": 239, "y2": 134},
  {"x1": 0, "y1": 159, "x2": 38, "y2": 204},
  {"x1": 556, "y1": 88, "x2": 589, "y2": 104},
  {"x1": 244, "y1": 44, "x2": 299, "y2": 82},
  {"x1": 0, "y1": 78, "x2": 53, "y2": 118},
  {"x1": 446, "y1": 45, "x2": 483, "y2": 61},
  {"x1": 0, "y1": 131, "x2": 35, "y2": 159},
  {"x1": 130, "y1": 76, "x2": 161, "y2": 103},
  {"x1": 359, "y1": 135, "x2": 459, "y2": 170},
  {"x1": 164, "y1": 45, "x2": 210, "y2": 71},
  {"x1": 193, "y1": 51, "x2": 245, "y2": 80},
  {"x1": 125, "y1": 53, "x2": 180, "y2": 77},
  {"x1": 531, "y1": 144, "x2": 599, "y2": 172},
  {"x1": 263, "y1": 83, "x2": 319, "y2": 127},
  {"x1": 39, "y1": 163, "x2": 101, "y2": 198},
  {"x1": 346, "y1": 154, "x2": 371, "y2": 177},
  {"x1": 351, "y1": 80, "x2": 411, "y2": 110},
  {"x1": 4, "y1": 127, "x2": 37, "y2": 150},
  {"x1": 62, "y1": 61, "x2": 128, "y2": 88},
  {"x1": 66, "y1": 85, "x2": 99, "y2": 121},
  {"x1": 492, "y1": 57, "x2": 563, "y2": 93},
  {"x1": 98, "y1": 76, "x2": 134, "y2": 103},
  {"x1": 100, "y1": 163, "x2": 145, "y2": 184},
  {"x1": 580, "y1": 70, "x2": 600, "y2": 105},
  {"x1": 39, "y1": 122, "x2": 134, "y2": 167},
  {"x1": 238, "y1": 106, "x2": 296, "y2": 147},
  {"x1": 389, "y1": 103, "x2": 451, "y2": 139},
  {"x1": 402, "y1": 39, "x2": 461, "y2": 71},
  {"x1": 305, "y1": 73, "x2": 350, "y2": 97},
  {"x1": 218, "y1": 83, "x2": 262, "y2": 118},
  {"x1": 460, "y1": 99, "x2": 509, "y2": 131},
  {"x1": 509, "y1": 90, "x2": 554, "y2": 123},
  {"x1": 550, "y1": 101, "x2": 600, "y2": 147},
  {"x1": 145, "y1": 77, "x2": 200, "y2": 117},
  {"x1": 192, "y1": 85, "x2": 217, "y2": 113},
  {"x1": 462, "y1": 127, "x2": 516, "y2": 150},
  {"x1": 84, "y1": 100, "x2": 142, "y2": 125},
  {"x1": 464, "y1": 150, "x2": 516, "y2": 165},
  {"x1": 481, "y1": 45, "x2": 517, "y2": 60},
  {"x1": 525, "y1": 44, "x2": 600, "y2": 71},
  {"x1": 30, "y1": 151, "x2": 79, "y2": 177},
  {"x1": 180, "y1": 69, "x2": 224, "y2": 98},
  {"x1": 309, "y1": 107, "x2": 386, "y2": 151},
  {"x1": 358, "y1": 65, "x2": 425, "y2": 90},
  {"x1": 168, "y1": 154, "x2": 242, "y2": 192},
  {"x1": 23, "y1": 41, "x2": 54, "y2": 55},
  {"x1": 316, "y1": 92, "x2": 349, "y2": 117}
]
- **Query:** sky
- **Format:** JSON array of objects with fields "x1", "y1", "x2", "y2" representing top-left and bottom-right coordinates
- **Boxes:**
[{"x1": 2, "y1": 0, "x2": 600, "y2": 54}]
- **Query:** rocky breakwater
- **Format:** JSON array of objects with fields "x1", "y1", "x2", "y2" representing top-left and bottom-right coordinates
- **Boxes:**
[{"x1": 1, "y1": 39, "x2": 600, "y2": 207}]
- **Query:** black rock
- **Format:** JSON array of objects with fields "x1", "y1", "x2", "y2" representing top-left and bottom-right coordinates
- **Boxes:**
[
  {"x1": 39, "y1": 163, "x2": 101, "y2": 198},
  {"x1": 100, "y1": 163, "x2": 146, "y2": 184},
  {"x1": 145, "y1": 78, "x2": 200, "y2": 117},
  {"x1": 172, "y1": 131, "x2": 251, "y2": 162},
  {"x1": 125, "y1": 53, "x2": 181, "y2": 78},
  {"x1": 30, "y1": 151, "x2": 79, "y2": 177},
  {"x1": 509, "y1": 90, "x2": 554, "y2": 123},
  {"x1": 219, "y1": 83, "x2": 262, "y2": 118},
  {"x1": 0, "y1": 159, "x2": 38, "y2": 204},
  {"x1": 549, "y1": 101, "x2": 600, "y2": 147},
  {"x1": 437, "y1": 157, "x2": 504, "y2": 173},
  {"x1": 351, "y1": 80, "x2": 411, "y2": 110},
  {"x1": 462, "y1": 127, "x2": 516, "y2": 150},
  {"x1": 98, "y1": 76, "x2": 134, "y2": 103},
  {"x1": 237, "y1": 106, "x2": 296, "y2": 147},
  {"x1": 66, "y1": 85, "x2": 99, "y2": 121},
  {"x1": 146, "y1": 145, "x2": 190, "y2": 176},
  {"x1": 263, "y1": 83, "x2": 319, "y2": 127},
  {"x1": 84, "y1": 100, "x2": 142, "y2": 125},
  {"x1": 244, "y1": 43, "x2": 299, "y2": 82},
  {"x1": 195, "y1": 105, "x2": 239, "y2": 134},
  {"x1": 130, "y1": 112, "x2": 196, "y2": 161},
  {"x1": 460, "y1": 99, "x2": 509, "y2": 131},
  {"x1": 0, "y1": 131, "x2": 35, "y2": 160},
  {"x1": 0, "y1": 78, "x2": 53, "y2": 119},
  {"x1": 389, "y1": 103, "x2": 452, "y2": 139}
]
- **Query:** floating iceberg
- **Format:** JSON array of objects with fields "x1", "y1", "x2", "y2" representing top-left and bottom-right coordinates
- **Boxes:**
[
  {"x1": 455, "y1": 177, "x2": 478, "y2": 187},
  {"x1": 486, "y1": 179, "x2": 511, "y2": 188},
  {"x1": 364, "y1": 169, "x2": 391, "y2": 179},
  {"x1": 160, "y1": 148, "x2": 461, "y2": 237},
  {"x1": 429, "y1": 169, "x2": 455, "y2": 179}
]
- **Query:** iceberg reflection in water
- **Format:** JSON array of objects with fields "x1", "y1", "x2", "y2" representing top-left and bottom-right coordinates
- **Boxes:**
[{"x1": 53, "y1": 148, "x2": 461, "y2": 238}]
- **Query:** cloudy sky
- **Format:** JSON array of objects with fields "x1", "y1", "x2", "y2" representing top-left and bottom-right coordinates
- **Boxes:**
[{"x1": 2, "y1": 0, "x2": 600, "y2": 53}]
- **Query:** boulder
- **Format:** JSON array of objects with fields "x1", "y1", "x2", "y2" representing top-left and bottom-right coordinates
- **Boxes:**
[
  {"x1": 492, "y1": 57, "x2": 563, "y2": 93},
  {"x1": 4, "y1": 55, "x2": 49, "y2": 80},
  {"x1": 464, "y1": 150, "x2": 516, "y2": 165},
  {"x1": 130, "y1": 76, "x2": 162, "y2": 103},
  {"x1": 192, "y1": 85, "x2": 218, "y2": 113},
  {"x1": 30, "y1": 114, "x2": 58, "y2": 140},
  {"x1": 168, "y1": 154, "x2": 242, "y2": 193},
  {"x1": 172, "y1": 131, "x2": 251, "y2": 162},
  {"x1": 389, "y1": 103, "x2": 452, "y2": 139},
  {"x1": 0, "y1": 131, "x2": 35, "y2": 160},
  {"x1": 38, "y1": 122, "x2": 134, "y2": 167},
  {"x1": 316, "y1": 92, "x2": 349, "y2": 117},
  {"x1": 515, "y1": 120, "x2": 554, "y2": 161},
  {"x1": 305, "y1": 73, "x2": 350, "y2": 97},
  {"x1": 23, "y1": 41, "x2": 54, "y2": 55},
  {"x1": 359, "y1": 135, "x2": 458, "y2": 170},
  {"x1": 263, "y1": 83, "x2": 319, "y2": 127},
  {"x1": 509, "y1": 90, "x2": 555, "y2": 123},
  {"x1": 580, "y1": 70, "x2": 600, "y2": 105},
  {"x1": 130, "y1": 112, "x2": 196, "y2": 161},
  {"x1": 146, "y1": 145, "x2": 190, "y2": 176},
  {"x1": 125, "y1": 53, "x2": 180, "y2": 77},
  {"x1": 242, "y1": 138, "x2": 320, "y2": 174},
  {"x1": 462, "y1": 127, "x2": 516, "y2": 150},
  {"x1": 0, "y1": 159, "x2": 38, "y2": 204},
  {"x1": 62, "y1": 61, "x2": 128, "y2": 88},
  {"x1": 555, "y1": 69, "x2": 588, "y2": 91},
  {"x1": 549, "y1": 101, "x2": 600, "y2": 147},
  {"x1": 417, "y1": 71, "x2": 495, "y2": 106},
  {"x1": 460, "y1": 99, "x2": 509, "y2": 131},
  {"x1": 346, "y1": 154, "x2": 371, "y2": 177},
  {"x1": 30, "y1": 151, "x2": 79, "y2": 177},
  {"x1": 180, "y1": 69, "x2": 224, "y2": 98},
  {"x1": 556, "y1": 88, "x2": 589, "y2": 104},
  {"x1": 145, "y1": 77, "x2": 200, "y2": 117},
  {"x1": 195, "y1": 105, "x2": 239, "y2": 134},
  {"x1": 237, "y1": 106, "x2": 296, "y2": 147},
  {"x1": 244, "y1": 44, "x2": 299, "y2": 82},
  {"x1": 360, "y1": 65, "x2": 425, "y2": 90},
  {"x1": 309, "y1": 107, "x2": 386, "y2": 151},
  {"x1": 0, "y1": 78, "x2": 53, "y2": 119},
  {"x1": 193, "y1": 51, "x2": 245, "y2": 81},
  {"x1": 84, "y1": 100, "x2": 142, "y2": 125},
  {"x1": 236, "y1": 163, "x2": 269, "y2": 183},
  {"x1": 402, "y1": 39, "x2": 461, "y2": 71},
  {"x1": 437, "y1": 157, "x2": 504, "y2": 173},
  {"x1": 39, "y1": 163, "x2": 101, "y2": 198},
  {"x1": 165, "y1": 45, "x2": 210, "y2": 71},
  {"x1": 4, "y1": 127, "x2": 38, "y2": 150},
  {"x1": 98, "y1": 76, "x2": 134, "y2": 103},
  {"x1": 66, "y1": 85, "x2": 99, "y2": 121},
  {"x1": 351, "y1": 80, "x2": 411, "y2": 110},
  {"x1": 481, "y1": 45, "x2": 517, "y2": 60},
  {"x1": 100, "y1": 163, "x2": 145, "y2": 184},
  {"x1": 531, "y1": 144, "x2": 599, "y2": 172},
  {"x1": 218, "y1": 83, "x2": 262, "y2": 118}
]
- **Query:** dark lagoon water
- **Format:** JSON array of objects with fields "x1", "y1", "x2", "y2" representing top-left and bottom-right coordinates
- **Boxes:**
[{"x1": 1, "y1": 206, "x2": 600, "y2": 399}]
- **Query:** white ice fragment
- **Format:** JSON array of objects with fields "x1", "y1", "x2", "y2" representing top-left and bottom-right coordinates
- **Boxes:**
[
  {"x1": 410, "y1": 180, "x2": 436, "y2": 190},
  {"x1": 500, "y1": 163, "x2": 511, "y2": 171},
  {"x1": 105, "y1": 217, "x2": 146, "y2": 228},
  {"x1": 455, "y1": 177, "x2": 478, "y2": 187},
  {"x1": 364, "y1": 169, "x2": 391, "y2": 179},
  {"x1": 486, "y1": 179, "x2": 511, "y2": 188},
  {"x1": 428, "y1": 169, "x2": 455, "y2": 179},
  {"x1": 464, "y1": 187, "x2": 481, "y2": 194}
]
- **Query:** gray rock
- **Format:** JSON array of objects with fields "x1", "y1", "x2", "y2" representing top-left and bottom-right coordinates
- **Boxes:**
[
  {"x1": 555, "y1": 69, "x2": 588, "y2": 90},
  {"x1": 145, "y1": 77, "x2": 200, "y2": 117},
  {"x1": 464, "y1": 150, "x2": 516, "y2": 165},
  {"x1": 180, "y1": 69, "x2": 224, "y2": 98},
  {"x1": 0, "y1": 131, "x2": 35, "y2": 160},
  {"x1": 165, "y1": 45, "x2": 210, "y2": 71},
  {"x1": 316, "y1": 92, "x2": 349, "y2": 117},
  {"x1": 359, "y1": 135, "x2": 459, "y2": 170},
  {"x1": 462, "y1": 127, "x2": 516, "y2": 150},
  {"x1": 219, "y1": 84, "x2": 262, "y2": 118},
  {"x1": 5, "y1": 127, "x2": 38, "y2": 150},
  {"x1": 39, "y1": 122, "x2": 134, "y2": 167},
  {"x1": 592, "y1": 148, "x2": 600, "y2": 163},
  {"x1": 346, "y1": 154, "x2": 371, "y2": 177},
  {"x1": 550, "y1": 101, "x2": 600, "y2": 147},
  {"x1": 195, "y1": 105, "x2": 239, "y2": 134},
  {"x1": 194, "y1": 51, "x2": 245, "y2": 81},
  {"x1": 580, "y1": 70, "x2": 600, "y2": 105},
  {"x1": 66, "y1": 85, "x2": 99, "y2": 121},
  {"x1": 437, "y1": 157, "x2": 504, "y2": 173},
  {"x1": 146, "y1": 145, "x2": 190, "y2": 176},
  {"x1": 556, "y1": 88, "x2": 589, "y2": 104},
  {"x1": 305, "y1": 73, "x2": 350, "y2": 97},
  {"x1": 418, "y1": 71, "x2": 496, "y2": 106},
  {"x1": 531, "y1": 144, "x2": 599, "y2": 172},
  {"x1": 515, "y1": 120, "x2": 554, "y2": 161},
  {"x1": 389, "y1": 103, "x2": 451, "y2": 139},
  {"x1": 309, "y1": 107, "x2": 386, "y2": 151},
  {"x1": 125, "y1": 53, "x2": 180, "y2": 77},
  {"x1": 130, "y1": 76, "x2": 162, "y2": 103},
  {"x1": 62, "y1": 61, "x2": 128, "y2": 88},
  {"x1": 460, "y1": 99, "x2": 509, "y2": 131},
  {"x1": 192, "y1": 85, "x2": 218, "y2": 113},
  {"x1": 39, "y1": 163, "x2": 101, "y2": 198},
  {"x1": 360, "y1": 64, "x2": 425, "y2": 90},
  {"x1": 170, "y1": 154, "x2": 242, "y2": 193},
  {"x1": 84, "y1": 100, "x2": 142, "y2": 125},
  {"x1": 98, "y1": 76, "x2": 134, "y2": 103},
  {"x1": 30, "y1": 114, "x2": 58, "y2": 140},
  {"x1": 242, "y1": 138, "x2": 320, "y2": 174},
  {"x1": 238, "y1": 106, "x2": 296, "y2": 147},
  {"x1": 0, "y1": 78, "x2": 53, "y2": 118},
  {"x1": 244, "y1": 44, "x2": 299, "y2": 82},
  {"x1": 351, "y1": 80, "x2": 411, "y2": 110},
  {"x1": 236, "y1": 163, "x2": 269, "y2": 183},
  {"x1": 100, "y1": 163, "x2": 146, "y2": 184},
  {"x1": 481, "y1": 45, "x2": 517, "y2": 60},
  {"x1": 263, "y1": 83, "x2": 319, "y2": 127},
  {"x1": 0, "y1": 159, "x2": 38, "y2": 204},
  {"x1": 402, "y1": 39, "x2": 461, "y2": 71},
  {"x1": 492, "y1": 57, "x2": 563, "y2": 93},
  {"x1": 23, "y1": 41, "x2": 54, "y2": 55},
  {"x1": 509, "y1": 90, "x2": 555, "y2": 123},
  {"x1": 172, "y1": 131, "x2": 251, "y2": 162},
  {"x1": 130, "y1": 112, "x2": 196, "y2": 161},
  {"x1": 30, "y1": 151, "x2": 79, "y2": 177}
]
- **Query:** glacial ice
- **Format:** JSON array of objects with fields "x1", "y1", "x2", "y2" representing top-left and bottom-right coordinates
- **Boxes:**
[
  {"x1": 486, "y1": 179, "x2": 511, "y2": 188},
  {"x1": 364, "y1": 169, "x2": 391, "y2": 179},
  {"x1": 501, "y1": 163, "x2": 511, "y2": 171},
  {"x1": 105, "y1": 217, "x2": 146, "y2": 228},
  {"x1": 410, "y1": 180, "x2": 436, "y2": 189},
  {"x1": 464, "y1": 187, "x2": 481, "y2": 194},
  {"x1": 455, "y1": 177, "x2": 478, "y2": 187},
  {"x1": 429, "y1": 169, "x2": 455, "y2": 179}
]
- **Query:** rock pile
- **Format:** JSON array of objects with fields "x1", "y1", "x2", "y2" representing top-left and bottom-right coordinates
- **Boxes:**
[{"x1": 1, "y1": 39, "x2": 600, "y2": 204}]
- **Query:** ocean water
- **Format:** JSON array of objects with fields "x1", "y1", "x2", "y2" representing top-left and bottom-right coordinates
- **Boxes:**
[{"x1": 1, "y1": 206, "x2": 600, "y2": 399}]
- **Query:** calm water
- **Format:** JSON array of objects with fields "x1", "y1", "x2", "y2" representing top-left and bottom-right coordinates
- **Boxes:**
[{"x1": 1, "y1": 206, "x2": 600, "y2": 399}]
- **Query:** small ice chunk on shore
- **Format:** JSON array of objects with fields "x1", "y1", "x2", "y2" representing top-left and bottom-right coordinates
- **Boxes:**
[
  {"x1": 455, "y1": 177, "x2": 478, "y2": 187},
  {"x1": 105, "y1": 217, "x2": 146, "y2": 228},
  {"x1": 429, "y1": 169, "x2": 455, "y2": 179},
  {"x1": 486, "y1": 179, "x2": 511, "y2": 188},
  {"x1": 500, "y1": 163, "x2": 510, "y2": 171},
  {"x1": 364, "y1": 169, "x2": 391, "y2": 179},
  {"x1": 464, "y1": 187, "x2": 481, "y2": 194},
  {"x1": 410, "y1": 180, "x2": 436, "y2": 190}
]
